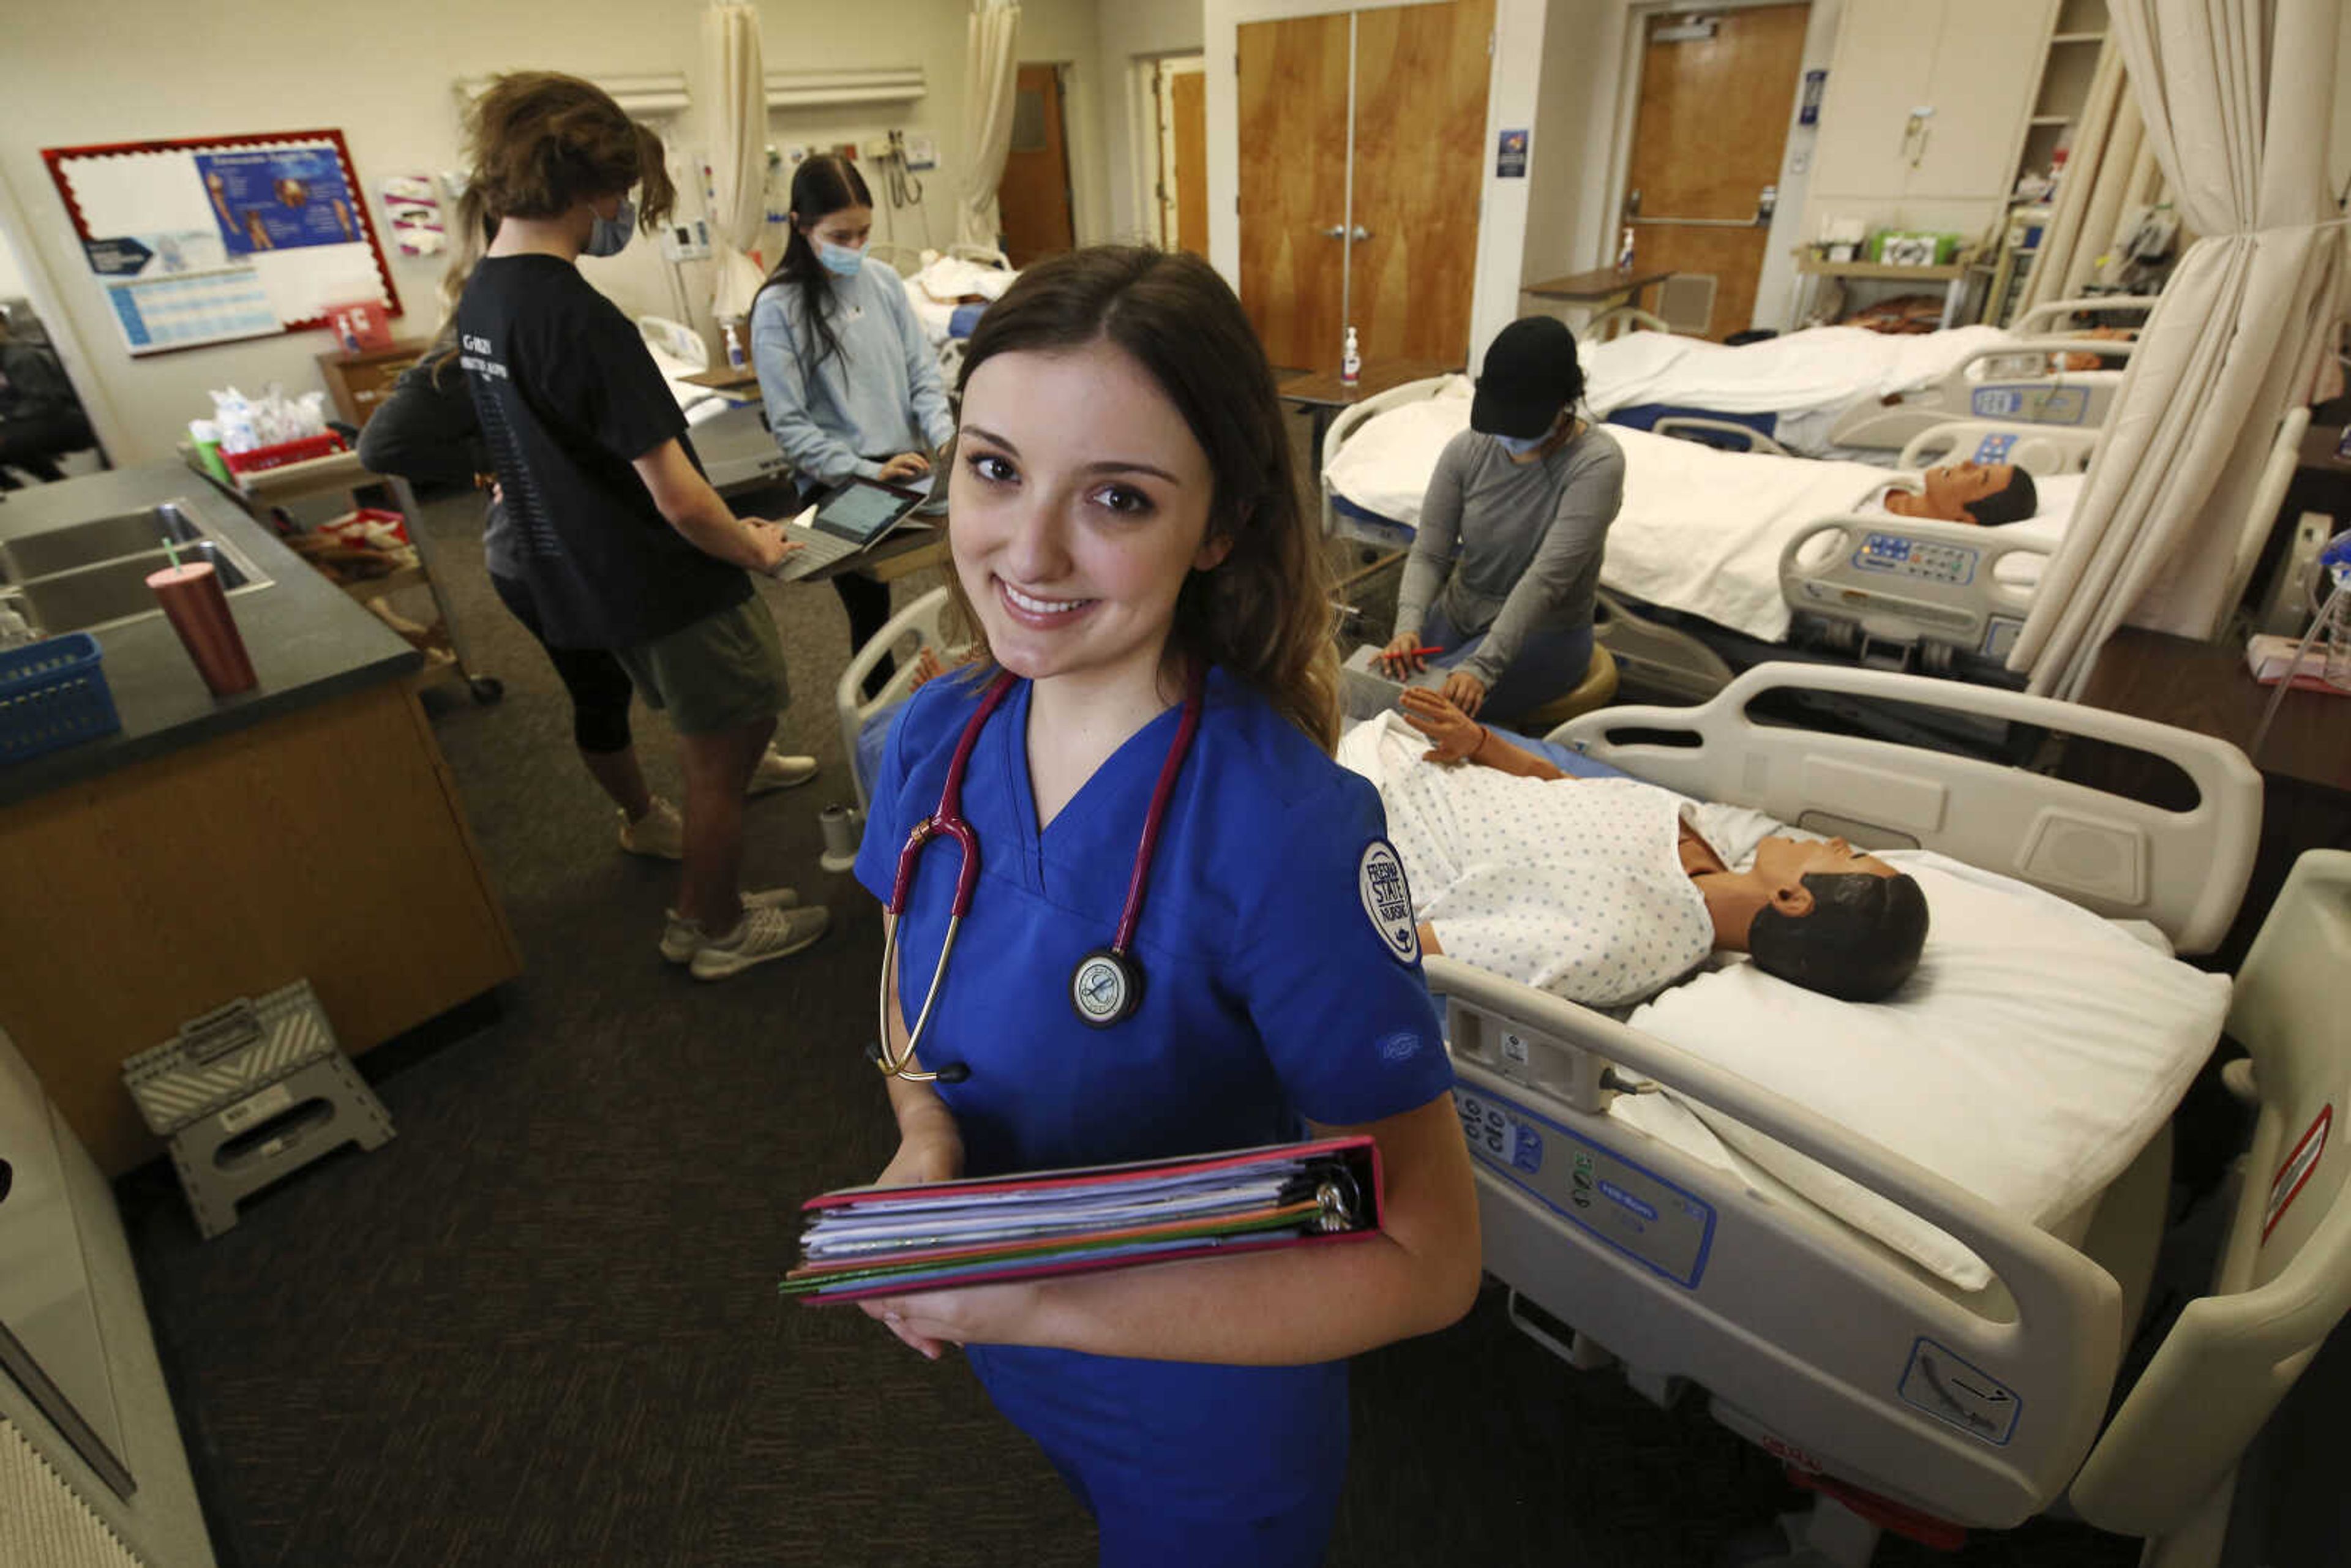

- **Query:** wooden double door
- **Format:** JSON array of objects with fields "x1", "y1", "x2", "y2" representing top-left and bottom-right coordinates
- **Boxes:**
[{"x1": 1238, "y1": 0, "x2": 1493, "y2": 373}]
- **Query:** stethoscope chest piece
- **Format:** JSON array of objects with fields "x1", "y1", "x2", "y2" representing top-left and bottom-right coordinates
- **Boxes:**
[{"x1": 1070, "y1": 948, "x2": 1144, "y2": 1029}]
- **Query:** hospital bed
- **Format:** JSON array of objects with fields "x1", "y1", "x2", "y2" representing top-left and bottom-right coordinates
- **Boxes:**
[
  {"x1": 894, "y1": 245, "x2": 1016, "y2": 381},
  {"x1": 1373, "y1": 662, "x2": 2348, "y2": 1566},
  {"x1": 1579, "y1": 296, "x2": 2154, "y2": 459},
  {"x1": 1323, "y1": 379, "x2": 2306, "y2": 700}
]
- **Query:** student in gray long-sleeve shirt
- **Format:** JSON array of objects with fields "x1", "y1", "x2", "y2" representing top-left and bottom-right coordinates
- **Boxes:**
[
  {"x1": 1379, "y1": 316, "x2": 1624, "y2": 726},
  {"x1": 749, "y1": 154, "x2": 957, "y2": 690}
]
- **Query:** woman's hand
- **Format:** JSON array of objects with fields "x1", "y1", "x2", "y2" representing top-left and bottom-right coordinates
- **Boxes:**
[
  {"x1": 1376, "y1": 630, "x2": 1432, "y2": 677},
  {"x1": 877, "y1": 451, "x2": 932, "y2": 484},
  {"x1": 1439, "y1": 669, "x2": 1487, "y2": 719},
  {"x1": 860, "y1": 1123, "x2": 967, "y2": 1358},
  {"x1": 857, "y1": 1278, "x2": 1047, "y2": 1362},
  {"x1": 1397, "y1": 686, "x2": 1485, "y2": 764}
]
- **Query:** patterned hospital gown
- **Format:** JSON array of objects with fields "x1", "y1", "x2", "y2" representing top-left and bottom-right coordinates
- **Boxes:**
[{"x1": 1337, "y1": 716, "x2": 1776, "y2": 1008}]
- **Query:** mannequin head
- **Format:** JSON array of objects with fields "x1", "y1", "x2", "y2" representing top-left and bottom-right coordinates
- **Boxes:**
[
  {"x1": 1696, "y1": 837, "x2": 1930, "y2": 1002},
  {"x1": 1895, "y1": 460, "x2": 2038, "y2": 526}
]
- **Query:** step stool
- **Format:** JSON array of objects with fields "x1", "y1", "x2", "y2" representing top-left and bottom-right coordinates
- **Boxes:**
[{"x1": 121, "y1": 981, "x2": 393, "y2": 1239}]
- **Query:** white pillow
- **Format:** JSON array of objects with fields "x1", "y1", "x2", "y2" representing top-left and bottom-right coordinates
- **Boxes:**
[{"x1": 1625, "y1": 850, "x2": 2230, "y2": 1290}]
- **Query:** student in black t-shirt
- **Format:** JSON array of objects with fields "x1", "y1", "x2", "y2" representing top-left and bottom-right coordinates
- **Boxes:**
[{"x1": 456, "y1": 71, "x2": 828, "y2": 980}]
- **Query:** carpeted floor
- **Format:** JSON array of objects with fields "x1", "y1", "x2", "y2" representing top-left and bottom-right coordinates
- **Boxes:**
[{"x1": 116, "y1": 451, "x2": 2145, "y2": 1567}]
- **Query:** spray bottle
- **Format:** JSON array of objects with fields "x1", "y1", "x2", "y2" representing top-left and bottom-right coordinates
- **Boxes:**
[{"x1": 1341, "y1": 326, "x2": 1361, "y2": 388}]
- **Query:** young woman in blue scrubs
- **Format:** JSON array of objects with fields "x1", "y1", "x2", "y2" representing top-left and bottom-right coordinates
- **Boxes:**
[{"x1": 850, "y1": 247, "x2": 1481, "y2": 1567}]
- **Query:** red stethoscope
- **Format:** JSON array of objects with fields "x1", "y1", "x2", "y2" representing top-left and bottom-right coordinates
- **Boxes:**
[{"x1": 873, "y1": 665, "x2": 1206, "y2": 1082}]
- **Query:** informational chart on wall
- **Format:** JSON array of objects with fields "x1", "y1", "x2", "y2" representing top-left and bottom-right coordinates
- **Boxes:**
[{"x1": 41, "y1": 130, "x2": 400, "y2": 357}]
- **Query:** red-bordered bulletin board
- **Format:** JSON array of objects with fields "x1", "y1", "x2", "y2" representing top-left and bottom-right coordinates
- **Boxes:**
[{"x1": 41, "y1": 129, "x2": 402, "y2": 358}]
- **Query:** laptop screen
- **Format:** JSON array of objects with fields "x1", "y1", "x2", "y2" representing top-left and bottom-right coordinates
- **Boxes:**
[{"x1": 814, "y1": 479, "x2": 920, "y2": 542}]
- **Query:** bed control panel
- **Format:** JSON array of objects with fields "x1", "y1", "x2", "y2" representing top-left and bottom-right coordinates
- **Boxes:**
[
  {"x1": 1853, "y1": 534, "x2": 1978, "y2": 585},
  {"x1": 1971, "y1": 384, "x2": 2090, "y2": 424},
  {"x1": 1454, "y1": 1079, "x2": 1716, "y2": 1289}
]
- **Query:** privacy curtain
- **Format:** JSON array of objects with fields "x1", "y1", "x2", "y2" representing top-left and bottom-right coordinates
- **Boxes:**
[
  {"x1": 703, "y1": 2, "x2": 770, "y2": 321},
  {"x1": 959, "y1": 0, "x2": 1022, "y2": 250},
  {"x1": 2011, "y1": 0, "x2": 2347, "y2": 698},
  {"x1": 2019, "y1": 41, "x2": 2159, "y2": 314}
]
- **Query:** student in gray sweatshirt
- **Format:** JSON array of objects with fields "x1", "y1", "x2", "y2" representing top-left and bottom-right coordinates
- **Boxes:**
[
  {"x1": 749, "y1": 154, "x2": 956, "y2": 691},
  {"x1": 1378, "y1": 315, "x2": 1624, "y2": 727}
]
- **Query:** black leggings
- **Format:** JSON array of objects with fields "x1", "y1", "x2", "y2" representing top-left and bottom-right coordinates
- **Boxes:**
[
  {"x1": 834, "y1": 571, "x2": 894, "y2": 699},
  {"x1": 489, "y1": 573, "x2": 636, "y2": 755}
]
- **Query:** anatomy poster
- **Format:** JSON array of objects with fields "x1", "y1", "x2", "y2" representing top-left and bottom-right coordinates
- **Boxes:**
[{"x1": 195, "y1": 147, "x2": 359, "y2": 253}]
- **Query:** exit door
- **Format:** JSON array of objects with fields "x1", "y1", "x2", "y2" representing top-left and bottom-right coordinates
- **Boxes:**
[{"x1": 1620, "y1": 4, "x2": 1809, "y2": 340}]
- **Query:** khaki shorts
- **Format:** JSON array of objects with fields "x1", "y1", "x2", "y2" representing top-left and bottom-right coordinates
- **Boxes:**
[{"x1": 615, "y1": 598, "x2": 790, "y2": 736}]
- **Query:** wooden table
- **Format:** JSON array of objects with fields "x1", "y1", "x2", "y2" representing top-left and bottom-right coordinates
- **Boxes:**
[
  {"x1": 1794, "y1": 254, "x2": 1974, "y2": 329},
  {"x1": 1278, "y1": 358, "x2": 1458, "y2": 460},
  {"x1": 1522, "y1": 266, "x2": 1675, "y2": 326},
  {"x1": 2072, "y1": 626, "x2": 2351, "y2": 970},
  {"x1": 680, "y1": 364, "x2": 761, "y2": 393}
]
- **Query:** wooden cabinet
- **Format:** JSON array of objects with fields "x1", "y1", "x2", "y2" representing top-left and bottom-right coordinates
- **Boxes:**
[
  {"x1": 315, "y1": 339, "x2": 428, "y2": 429},
  {"x1": 1807, "y1": 0, "x2": 2055, "y2": 209}
]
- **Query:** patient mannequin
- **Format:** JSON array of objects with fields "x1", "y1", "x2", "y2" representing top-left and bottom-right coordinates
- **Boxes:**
[
  {"x1": 1879, "y1": 460, "x2": 2038, "y2": 527},
  {"x1": 1361, "y1": 688, "x2": 1930, "y2": 1005}
]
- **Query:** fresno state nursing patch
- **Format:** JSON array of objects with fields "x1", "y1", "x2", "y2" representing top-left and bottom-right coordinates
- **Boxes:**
[{"x1": 1358, "y1": 839, "x2": 1420, "y2": 964}]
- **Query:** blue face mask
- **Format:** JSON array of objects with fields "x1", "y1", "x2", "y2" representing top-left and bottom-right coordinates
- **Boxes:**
[
  {"x1": 816, "y1": 237, "x2": 865, "y2": 277},
  {"x1": 584, "y1": 197, "x2": 635, "y2": 258},
  {"x1": 1494, "y1": 429, "x2": 1550, "y2": 456}
]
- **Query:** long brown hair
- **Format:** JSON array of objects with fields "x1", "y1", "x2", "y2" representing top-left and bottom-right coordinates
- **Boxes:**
[
  {"x1": 437, "y1": 75, "x2": 676, "y2": 383},
  {"x1": 946, "y1": 246, "x2": 1341, "y2": 751},
  {"x1": 751, "y1": 154, "x2": 874, "y2": 375}
]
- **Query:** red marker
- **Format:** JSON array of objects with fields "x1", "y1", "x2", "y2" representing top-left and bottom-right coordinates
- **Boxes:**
[{"x1": 1389, "y1": 645, "x2": 1445, "y2": 659}]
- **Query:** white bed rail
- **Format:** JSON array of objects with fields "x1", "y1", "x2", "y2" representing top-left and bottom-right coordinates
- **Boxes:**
[
  {"x1": 2011, "y1": 294, "x2": 2162, "y2": 337},
  {"x1": 835, "y1": 585, "x2": 955, "y2": 813},
  {"x1": 1432, "y1": 953, "x2": 2123, "y2": 1528},
  {"x1": 1651, "y1": 416, "x2": 1793, "y2": 456},
  {"x1": 1895, "y1": 421, "x2": 2098, "y2": 476},
  {"x1": 1580, "y1": 304, "x2": 1673, "y2": 343},
  {"x1": 1778, "y1": 512, "x2": 2052, "y2": 669},
  {"x1": 2070, "y1": 850, "x2": 2351, "y2": 1546},
  {"x1": 1319, "y1": 374, "x2": 1459, "y2": 541},
  {"x1": 1557, "y1": 662, "x2": 2261, "y2": 954}
]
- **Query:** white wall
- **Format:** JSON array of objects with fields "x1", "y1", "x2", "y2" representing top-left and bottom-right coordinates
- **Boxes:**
[
  {"x1": 1098, "y1": 0, "x2": 1210, "y2": 242},
  {"x1": 1205, "y1": 0, "x2": 1548, "y2": 371},
  {"x1": 0, "y1": 0, "x2": 1106, "y2": 466}
]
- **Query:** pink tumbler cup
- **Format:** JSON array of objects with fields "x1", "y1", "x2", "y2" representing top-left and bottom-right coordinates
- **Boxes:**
[{"x1": 146, "y1": 561, "x2": 258, "y2": 697}]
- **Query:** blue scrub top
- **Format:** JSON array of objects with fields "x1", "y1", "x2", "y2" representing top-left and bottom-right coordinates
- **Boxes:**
[
  {"x1": 853, "y1": 665, "x2": 1452, "y2": 1548},
  {"x1": 856, "y1": 664, "x2": 1450, "y2": 1173}
]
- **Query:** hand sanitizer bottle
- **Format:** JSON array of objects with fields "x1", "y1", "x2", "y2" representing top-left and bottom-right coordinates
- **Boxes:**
[
  {"x1": 1341, "y1": 326, "x2": 1361, "y2": 388},
  {"x1": 723, "y1": 321, "x2": 746, "y2": 371}
]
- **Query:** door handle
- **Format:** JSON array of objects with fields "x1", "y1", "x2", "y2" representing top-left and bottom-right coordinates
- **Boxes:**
[
  {"x1": 1351, "y1": 225, "x2": 1372, "y2": 241},
  {"x1": 1322, "y1": 224, "x2": 1346, "y2": 239}
]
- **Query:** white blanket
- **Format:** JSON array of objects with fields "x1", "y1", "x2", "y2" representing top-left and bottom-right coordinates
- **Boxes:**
[
  {"x1": 1584, "y1": 325, "x2": 2012, "y2": 419},
  {"x1": 1325, "y1": 394, "x2": 2086, "y2": 642},
  {"x1": 901, "y1": 256, "x2": 1017, "y2": 348}
]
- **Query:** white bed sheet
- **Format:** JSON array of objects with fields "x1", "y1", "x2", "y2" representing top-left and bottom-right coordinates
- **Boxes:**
[
  {"x1": 1619, "y1": 852, "x2": 2229, "y2": 1290},
  {"x1": 901, "y1": 255, "x2": 1016, "y2": 348},
  {"x1": 1326, "y1": 396, "x2": 2085, "y2": 642},
  {"x1": 1584, "y1": 325, "x2": 2011, "y2": 420}
]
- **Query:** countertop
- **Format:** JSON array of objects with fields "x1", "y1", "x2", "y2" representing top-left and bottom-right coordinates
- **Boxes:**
[{"x1": 0, "y1": 464, "x2": 419, "y2": 808}]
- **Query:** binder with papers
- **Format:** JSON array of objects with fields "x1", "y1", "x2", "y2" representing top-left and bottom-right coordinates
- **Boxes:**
[{"x1": 781, "y1": 1136, "x2": 1384, "y2": 1304}]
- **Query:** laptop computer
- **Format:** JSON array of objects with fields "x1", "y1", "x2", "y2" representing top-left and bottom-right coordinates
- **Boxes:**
[{"x1": 768, "y1": 475, "x2": 932, "y2": 582}]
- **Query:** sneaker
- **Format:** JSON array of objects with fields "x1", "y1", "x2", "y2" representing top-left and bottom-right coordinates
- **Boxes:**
[
  {"x1": 748, "y1": 748, "x2": 819, "y2": 797},
  {"x1": 689, "y1": 903, "x2": 831, "y2": 980},
  {"x1": 618, "y1": 797, "x2": 684, "y2": 860},
  {"x1": 659, "y1": 887, "x2": 803, "y2": 963}
]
